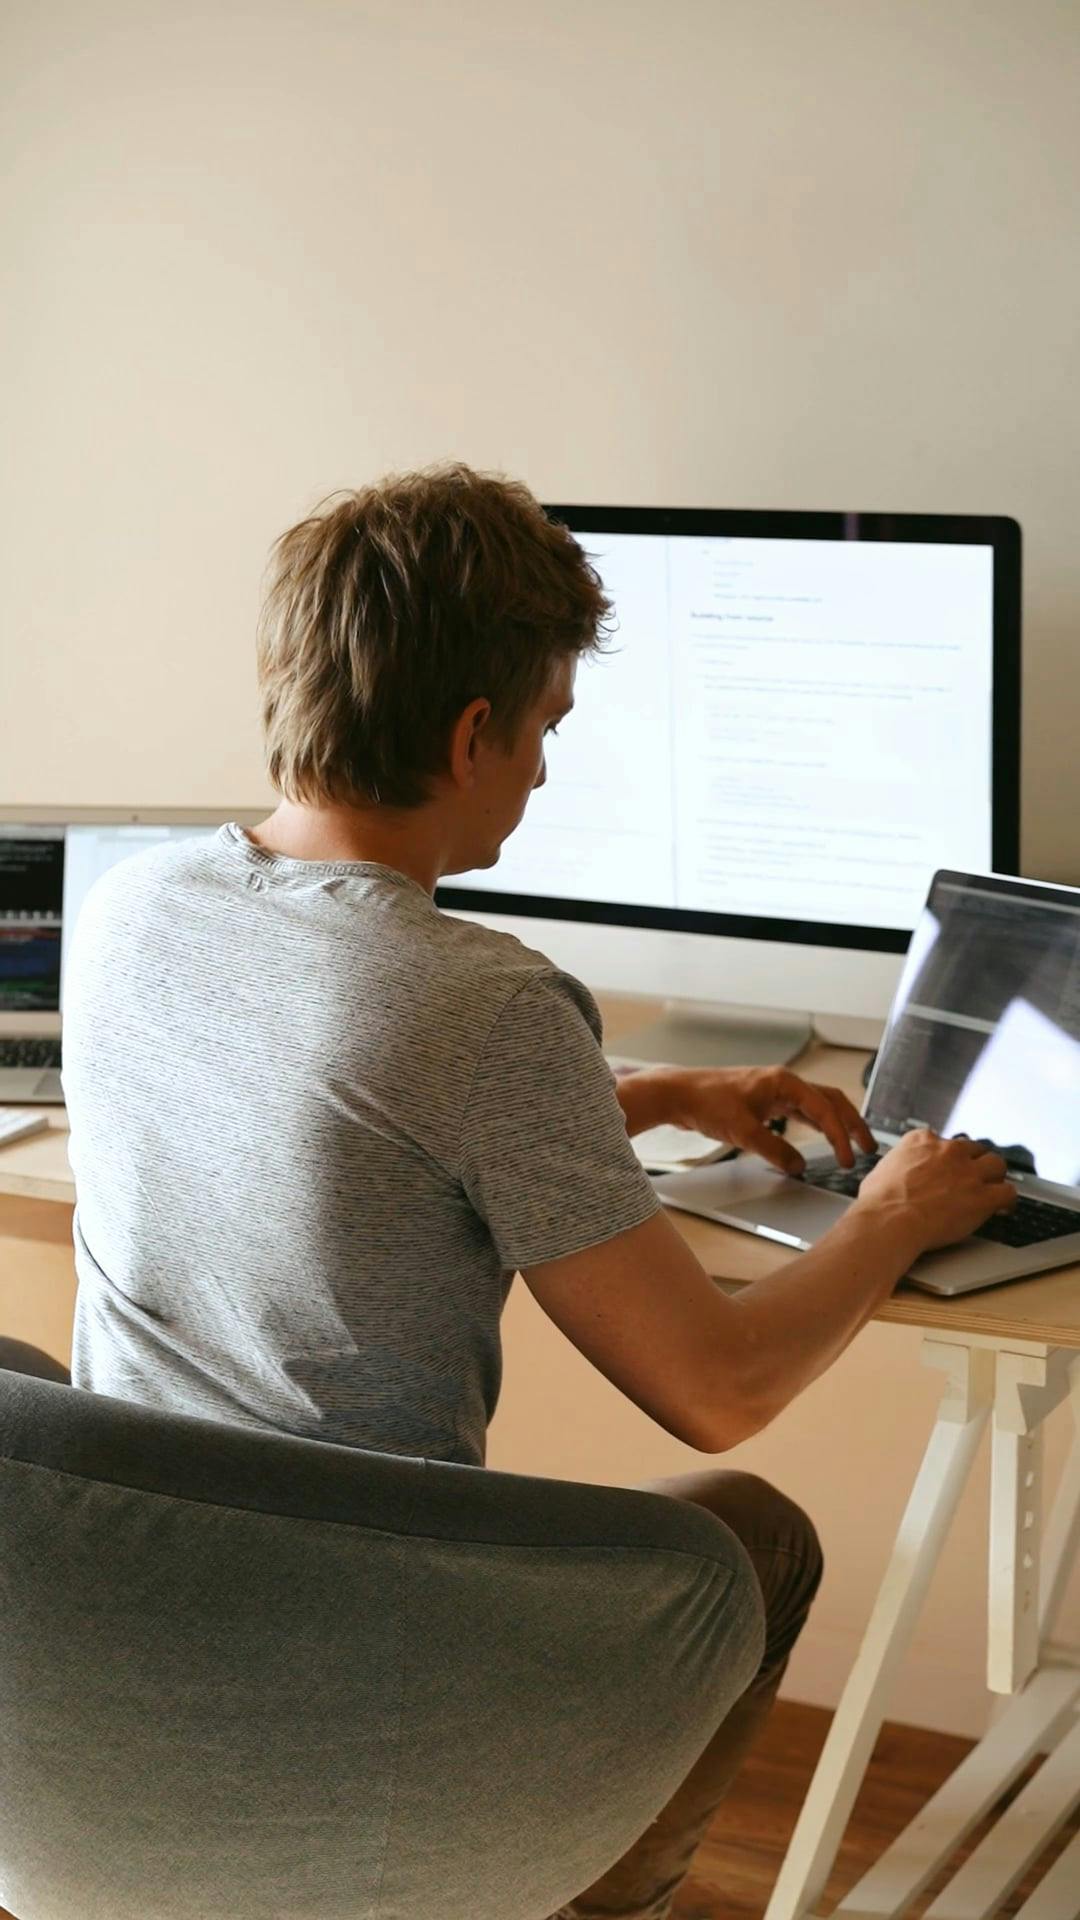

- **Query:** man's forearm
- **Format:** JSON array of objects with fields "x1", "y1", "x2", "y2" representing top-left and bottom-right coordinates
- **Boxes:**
[
  {"x1": 613, "y1": 1066, "x2": 692, "y2": 1137},
  {"x1": 723, "y1": 1199, "x2": 926, "y2": 1438},
  {"x1": 614, "y1": 1063, "x2": 924, "y2": 1442}
]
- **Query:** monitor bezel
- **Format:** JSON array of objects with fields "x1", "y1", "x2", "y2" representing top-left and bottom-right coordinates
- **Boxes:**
[{"x1": 435, "y1": 506, "x2": 1022, "y2": 956}]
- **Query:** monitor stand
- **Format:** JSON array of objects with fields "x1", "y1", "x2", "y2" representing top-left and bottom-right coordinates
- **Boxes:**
[{"x1": 613, "y1": 998, "x2": 813, "y2": 1070}]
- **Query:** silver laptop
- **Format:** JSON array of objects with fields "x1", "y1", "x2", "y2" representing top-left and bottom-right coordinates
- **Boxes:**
[
  {"x1": 654, "y1": 868, "x2": 1080, "y2": 1297},
  {"x1": 0, "y1": 815, "x2": 227, "y2": 1105}
]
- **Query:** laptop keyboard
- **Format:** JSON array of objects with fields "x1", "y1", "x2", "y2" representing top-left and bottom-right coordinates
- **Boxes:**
[
  {"x1": 0, "y1": 1037, "x2": 63, "y2": 1069},
  {"x1": 804, "y1": 1151, "x2": 1080, "y2": 1249}
]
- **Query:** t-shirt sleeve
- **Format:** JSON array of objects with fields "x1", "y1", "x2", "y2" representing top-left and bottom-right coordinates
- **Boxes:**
[{"x1": 458, "y1": 968, "x2": 662, "y2": 1270}]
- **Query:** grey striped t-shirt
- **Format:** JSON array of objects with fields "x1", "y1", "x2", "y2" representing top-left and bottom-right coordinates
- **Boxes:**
[{"x1": 63, "y1": 823, "x2": 661, "y2": 1465}]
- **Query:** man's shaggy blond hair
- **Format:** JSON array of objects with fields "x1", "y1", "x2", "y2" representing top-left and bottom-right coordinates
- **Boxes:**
[{"x1": 255, "y1": 462, "x2": 613, "y2": 809}]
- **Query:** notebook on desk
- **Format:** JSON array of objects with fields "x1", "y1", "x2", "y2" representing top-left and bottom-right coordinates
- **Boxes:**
[{"x1": 653, "y1": 868, "x2": 1080, "y2": 1297}]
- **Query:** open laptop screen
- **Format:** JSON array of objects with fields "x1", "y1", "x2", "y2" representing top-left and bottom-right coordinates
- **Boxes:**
[
  {"x1": 865, "y1": 870, "x2": 1080, "y2": 1187},
  {"x1": 0, "y1": 821, "x2": 223, "y2": 1020},
  {"x1": 0, "y1": 827, "x2": 65, "y2": 1014}
]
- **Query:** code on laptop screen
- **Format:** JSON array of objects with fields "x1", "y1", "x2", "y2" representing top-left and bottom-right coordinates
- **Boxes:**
[{"x1": 0, "y1": 828, "x2": 65, "y2": 1014}]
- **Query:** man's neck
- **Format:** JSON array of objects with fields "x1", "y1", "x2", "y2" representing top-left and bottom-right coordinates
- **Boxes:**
[{"x1": 247, "y1": 802, "x2": 445, "y2": 894}]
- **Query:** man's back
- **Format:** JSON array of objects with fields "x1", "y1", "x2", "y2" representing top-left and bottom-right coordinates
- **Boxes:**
[{"x1": 61, "y1": 822, "x2": 659, "y2": 1463}]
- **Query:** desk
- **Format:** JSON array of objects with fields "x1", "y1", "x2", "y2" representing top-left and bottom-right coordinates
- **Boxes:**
[{"x1": 2, "y1": 997, "x2": 1079, "y2": 1917}]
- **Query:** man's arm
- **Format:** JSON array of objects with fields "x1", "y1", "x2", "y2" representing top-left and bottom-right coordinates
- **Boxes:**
[
  {"x1": 521, "y1": 1202, "x2": 921, "y2": 1452},
  {"x1": 522, "y1": 1129, "x2": 1015, "y2": 1453},
  {"x1": 611, "y1": 1066, "x2": 690, "y2": 1138}
]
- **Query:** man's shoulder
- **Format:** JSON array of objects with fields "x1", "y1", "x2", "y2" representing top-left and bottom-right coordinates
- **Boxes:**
[
  {"x1": 431, "y1": 909, "x2": 595, "y2": 1016},
  {"x1": 75, "y1": 834, "x2": 213, "y2": 926}
]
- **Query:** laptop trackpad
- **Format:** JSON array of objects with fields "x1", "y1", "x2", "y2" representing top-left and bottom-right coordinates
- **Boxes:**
[
  {"x1": 742, "y1": 1183, "x2": 852, "y2": 1243},
  {"x1": 0, "y1": 1070, "x2": 63, "y2": 1102},
  {"x1": 654, "y1": 1160, "x2": 851, "y2": 1244},
  {"x1": 0, "y1": 1070, "x2": 49, "y2": 1100}
]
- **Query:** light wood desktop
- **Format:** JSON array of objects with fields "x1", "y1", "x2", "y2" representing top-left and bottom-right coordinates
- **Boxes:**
[{"x1": 0, "y1": 991, "x2": 1078, "y2": 1917}]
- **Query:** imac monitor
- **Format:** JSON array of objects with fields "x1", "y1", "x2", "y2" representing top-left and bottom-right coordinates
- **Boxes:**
[{"x1": 437, "y1": 508, "x2": 1021, "y2": 1065}]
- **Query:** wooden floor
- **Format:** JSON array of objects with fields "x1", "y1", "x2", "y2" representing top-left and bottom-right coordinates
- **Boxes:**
[
  {"x1": 681, "y1": 1698, "x2": 1080, "y2": 1918},
  {"x1": 2, "y1": 1699, "x2": 1077, "y2": 1919}
]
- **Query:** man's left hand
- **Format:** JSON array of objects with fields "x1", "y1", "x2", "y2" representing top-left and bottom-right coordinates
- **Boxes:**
[{"x1": 669, "y1": 1066, "x2": 877, "y2": 1176}]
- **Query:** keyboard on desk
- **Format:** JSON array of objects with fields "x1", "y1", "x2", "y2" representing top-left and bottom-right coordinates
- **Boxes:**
[
  {"x1": 0, "y1": 1037, "x2": 63, "y2": 1070},
  {"x1": 804, "y1": 1151, "x2": 1080, "y2": 1249}
]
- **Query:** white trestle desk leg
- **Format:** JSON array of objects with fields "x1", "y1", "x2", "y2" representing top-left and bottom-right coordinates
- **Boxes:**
[
  {"x1": 826, "y1": 1348, "x2": 1080, "y2": 1918},
  {"x1": 919, "y1": 1713, "x2": 1080, "y2": 1919},
  {"x1": 763, "y1": 1341, "x2": 994, "y2": 1920},
  {"x1": 989, "y1": 1397, "x2": 1043, "y2": 1696},
  {"x1": 1011, "y1": 1824, "x2": 1080, "y2": 1920},
  {"x1": 990, "y1": 1349, "x2": 1078, "y2": 1694},
  {"x1": 824, "y1": 1665, "x2": 1080, "y2": 1918},
  {"x1": 1039, "y1": 1352, "x2": 1080, "y2": 1671}
]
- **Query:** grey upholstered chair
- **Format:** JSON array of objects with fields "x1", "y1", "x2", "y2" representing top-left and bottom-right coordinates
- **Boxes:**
[{"x1": 0, "y1": 1339, "x2": 765, "y2": 1920}]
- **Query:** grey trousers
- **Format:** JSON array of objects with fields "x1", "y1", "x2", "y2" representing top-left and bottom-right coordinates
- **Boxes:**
[{"x1": 549, "y1": 1466, "x2": 824, "y2": 1920}]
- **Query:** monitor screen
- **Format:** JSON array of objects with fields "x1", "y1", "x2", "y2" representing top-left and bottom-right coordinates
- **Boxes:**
[
  {"x1": 438, "y1": 509, "x2": 1020, "y2": 955},
  {"x1": 866, "y1": 871, "x2": 1080, "y2": 1188}
]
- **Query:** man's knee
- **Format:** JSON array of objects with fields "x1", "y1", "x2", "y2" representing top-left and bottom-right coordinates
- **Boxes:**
[
  {"x1": 726, "y1": 1472, "x2": 823, "y2": 1595},
  {"x1": 641, "y1": 1467, "x2": 824, "y2": 1605},
  {"x1": 700, "y1": 1472, "x2": 824, "y2": 1675}
]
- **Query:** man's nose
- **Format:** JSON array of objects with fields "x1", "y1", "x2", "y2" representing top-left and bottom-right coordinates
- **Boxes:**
[{"x1": 534, "y1": 757, "x2": 547, "y2": 789}]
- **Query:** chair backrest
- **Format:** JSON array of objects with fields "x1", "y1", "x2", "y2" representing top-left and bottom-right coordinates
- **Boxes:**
[{"x1": 0, "y1": 1368, "x2": 764, "y2": 1920}]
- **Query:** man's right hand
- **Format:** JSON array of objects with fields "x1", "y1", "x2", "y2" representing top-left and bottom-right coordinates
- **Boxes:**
[{"x1": 857, "y1": 1127, "x2": 1018, "y2": 1254}]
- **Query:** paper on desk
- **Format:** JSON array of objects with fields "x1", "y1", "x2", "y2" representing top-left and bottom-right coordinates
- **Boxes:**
[
  {"x1": 631, "y1": 1124, "x2": 739, "y2": 1173},
  {"x1": 605, "y1": 1055, "x2": 738, "y2": 1174},
  {"x1": 0, "y1": 1108, "x2": 50, "y2": 1148}
]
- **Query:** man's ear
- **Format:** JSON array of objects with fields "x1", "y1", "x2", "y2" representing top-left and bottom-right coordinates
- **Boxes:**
[{"x1": 448, "y1": 697, "x2": 492, "y2": 789}]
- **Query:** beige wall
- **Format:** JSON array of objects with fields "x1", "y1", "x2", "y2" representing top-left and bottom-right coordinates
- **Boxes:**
[
  {"x1": 4, "y1": 0, "x2": 1080, "y2": 874},
  {"x1": 4, "y1": 0, "x2": 1080, "y2": 1737}
]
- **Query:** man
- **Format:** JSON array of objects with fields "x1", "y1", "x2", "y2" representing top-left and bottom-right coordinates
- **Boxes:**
[{"x1": 62, "y1": 462, "x2": 1015, "y2": 1920}]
